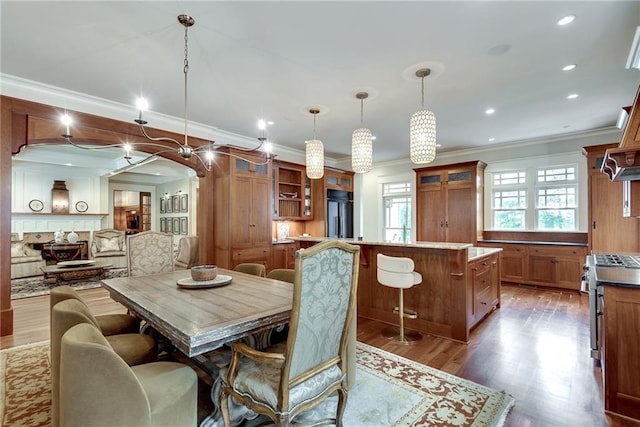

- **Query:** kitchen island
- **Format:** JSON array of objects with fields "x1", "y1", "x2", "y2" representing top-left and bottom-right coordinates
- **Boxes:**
[{"x1": 294, "y1": 237, "x2": 502, "y2": 343}]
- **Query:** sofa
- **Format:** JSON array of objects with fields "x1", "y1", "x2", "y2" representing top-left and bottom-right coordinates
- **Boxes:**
[
  {"x1": 90, "y1": 229, "x2": 127, "y2": 269},
  {"x1": 11, "y1": 237, "x2": 46, "y2": 279}
]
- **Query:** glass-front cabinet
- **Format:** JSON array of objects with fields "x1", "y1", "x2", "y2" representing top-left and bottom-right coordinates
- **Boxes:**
[{"x1": 273, "y1": 161, "x2": 312, "y2": 220}]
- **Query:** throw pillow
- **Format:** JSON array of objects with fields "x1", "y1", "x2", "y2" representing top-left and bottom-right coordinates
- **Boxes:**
[
  {"x1": 100, "y1": 237, "x2": 121, "y2": 252},
  {"x1": 11, "y1": 242, "x2": 25, "y2": 258}
]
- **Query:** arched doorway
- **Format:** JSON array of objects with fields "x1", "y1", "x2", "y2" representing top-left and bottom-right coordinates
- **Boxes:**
[{"x1": 1, "y1": 95, "x2": 216, "y2": 336}]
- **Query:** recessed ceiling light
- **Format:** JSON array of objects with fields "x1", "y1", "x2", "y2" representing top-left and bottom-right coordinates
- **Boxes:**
[
  {"x1": 557, "y1": 15, "x2": 575, "y2": 26},
  {"x1": 567, "y1": 93, "x2": 579, "y2": 100},
  {"x1": 488, "y1": 137, "x2": 495, "y2": 142},
  {"x1": 562, "y1": 64, "x2": 577, "y2": 71},
  {"x1": 64, "y1": 163, "x2": 73, "y2": 166},
  {"x1": 436, "y1": 144, "x2": 442, "y2": 148},
  {"x1": 267, "y1": 121, "x2": 274, "y2": 126},
  {"x1": 485, "y1": 108, "x2": 495, "y2": 115},
  {"x1": 371, "y1": 135, "x2": 377, "y2": 140}
]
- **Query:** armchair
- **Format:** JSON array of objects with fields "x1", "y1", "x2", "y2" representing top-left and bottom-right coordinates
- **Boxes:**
[
  {"x1": 90, "y1": 229, "x2": 127, "y2": 269},
  {"x1": 10, "y1": 238, "x2": 45, "y2": 279},
  {"x1": 60, "y1": 323, "x2": 197, "y2": 427},
  {"x1": 174, "y1": 236, "x2": 199, "y2": 269},
  {"x1": 220, "y1": 240, "x2": 360, "y2": 426}
]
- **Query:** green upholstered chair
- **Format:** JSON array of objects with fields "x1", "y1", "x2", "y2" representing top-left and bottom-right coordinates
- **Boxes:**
[
  {"x1": 51, "y1": 299, "x2": 157, "y2": 427},
  {"x1": 50, "y1": 285, "x2": 140, "y2": 336},
  {"x1": 60, "y1": 323, "x2": 198, "y2": 427},
  {"x1": 127, "y1": 231, "x2": 175, "y2": 276},
  {"x1": 220, "y1": 240, "x2": 360, "y2": 426},
  {"x1": 233, "y1": 263, "x2": 266, "y2": 277},
  {"x1": 266, "y1": 268, "x2": 295, "y2": 284}
]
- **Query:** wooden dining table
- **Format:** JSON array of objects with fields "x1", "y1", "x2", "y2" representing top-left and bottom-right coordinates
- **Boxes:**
[{"x1": 100, "y1": 269, "x2": 293, "y2": 357}]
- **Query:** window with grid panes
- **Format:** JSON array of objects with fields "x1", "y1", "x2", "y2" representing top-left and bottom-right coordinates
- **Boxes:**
[
  {"x1": 383, "y1": 182, "x2": 412, "y2": 243},
  {"x1": 535, "y1": 166, "x2": 576, "y2": 230},
  {"x1": 492, "y1": 171, "x2": 527, "y2": 230}
]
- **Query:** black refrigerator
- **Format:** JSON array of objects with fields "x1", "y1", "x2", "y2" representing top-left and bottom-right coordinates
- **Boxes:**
[{"x1": 326, "y1": 189, "x2": 353, "y2": 239}]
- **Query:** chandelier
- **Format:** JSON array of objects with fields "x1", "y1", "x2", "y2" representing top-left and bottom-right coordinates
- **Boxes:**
[
  {"x1": 409, "y1": 68, "x2": 437, "y2": 164},
  {"x1": 352, "y1": 92, "x2": 373, "y2": 173},
  {"x1": 305, "y1": 109, "x2": 324, "y2": 179},
  {"x1": 61, "y1": 14, "x2": 273, "y2": 172}
]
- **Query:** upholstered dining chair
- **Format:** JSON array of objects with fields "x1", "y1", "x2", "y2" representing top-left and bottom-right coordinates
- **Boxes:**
[
  {"x1": 233, "y1": 262, "x2": 266, "y2": 277},
  {"x1": 174, "y1": 235, "x2": 200, "y2": 269},
  {"x1": 50, "y1": 285, "x2": 140, "y2": 336},
  {"x1": 266, "y1": 268, "x2": 296, "y2": 284},
  {"x1": 51, "y1": 299, "x2": 157, "y2": 427},
  {"x1": 60, "y1": 323, "x2": 198, "y2": 427},
  {"x1": 220, "y1": 240, "x2": 360, "y2": 426},
  {"x1": 127, "y1": 231, "x2": 174, "y2": 276}
]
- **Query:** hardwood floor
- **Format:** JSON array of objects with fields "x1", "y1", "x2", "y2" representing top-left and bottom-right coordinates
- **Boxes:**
[{"x1": 1, "y1": 284, "x2": 637, "y2": 426}]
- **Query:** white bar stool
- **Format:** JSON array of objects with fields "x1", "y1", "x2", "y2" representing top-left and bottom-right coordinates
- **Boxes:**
[{"x1": 377, "y1": 253, "x2": 422, "y2": 344}]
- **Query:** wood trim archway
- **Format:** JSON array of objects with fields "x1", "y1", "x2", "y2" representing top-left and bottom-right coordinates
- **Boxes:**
[{"x1": 0, "y1": 95, "x2": 216, "y2": 336}]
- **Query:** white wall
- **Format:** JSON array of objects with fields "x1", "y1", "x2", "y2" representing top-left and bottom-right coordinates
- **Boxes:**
[
  {"x1": 12, "y1": 163, "x2": 107, "y2": 234},
  {"x1": 350, "y1": 128, "x2": 623, "y2": 242}
]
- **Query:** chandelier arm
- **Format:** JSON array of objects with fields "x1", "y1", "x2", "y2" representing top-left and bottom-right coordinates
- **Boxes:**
[
  {"x1": 137, "y1": 124, "x2": 184, "y2": 148},
  {"x1": 215, "y1": 139, "x2": 267, "y2": 153}
]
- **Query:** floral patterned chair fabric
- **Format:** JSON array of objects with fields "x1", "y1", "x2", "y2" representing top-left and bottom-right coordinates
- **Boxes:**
[
  {"x1": 219, "y1": 240, "x2": 360, "y2": 426},
  {"x1": 126, "y1": 231, "x2": 174, "y2": 277}
]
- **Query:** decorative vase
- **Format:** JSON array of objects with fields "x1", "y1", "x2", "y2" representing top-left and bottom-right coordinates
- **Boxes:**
[
  {"x1": 54, "y1": 229, "x2": 65, "y2": 243},
  {"x1": 67, "y1": 230, "x2": 78, "y2": 243}
]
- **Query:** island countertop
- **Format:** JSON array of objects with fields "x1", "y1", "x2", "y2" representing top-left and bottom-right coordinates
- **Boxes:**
[{"x1": 291, "y1": 236, "x2": 501, "y2": 261}]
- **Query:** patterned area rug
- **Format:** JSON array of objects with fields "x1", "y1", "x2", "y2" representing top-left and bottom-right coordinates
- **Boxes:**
[
  {"x1": 0, "y1": 342, "x2": 514, "y2": 427},
  {"x1": 10, "y1": 268, "x2": 128, "y2": 300},
  {"x1": 0, "y1": 342, "x2": 50, "y2": 427}
]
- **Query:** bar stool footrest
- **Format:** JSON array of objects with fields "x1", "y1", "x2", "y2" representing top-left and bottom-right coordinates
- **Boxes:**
[
  {"x1": 392, "y1": 307, "x2": 419, "y2": 319},
  {"x1": 382, "y1": 326, "x2": 422, "y2": 345}
]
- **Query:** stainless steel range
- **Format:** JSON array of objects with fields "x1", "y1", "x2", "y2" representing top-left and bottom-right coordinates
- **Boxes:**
[
  {"x1": 583, "y1": 252, "x2": 640, "y2": 360},
  {"x1": 594, "y1": 253, "x2": 640, "y2": 268}
]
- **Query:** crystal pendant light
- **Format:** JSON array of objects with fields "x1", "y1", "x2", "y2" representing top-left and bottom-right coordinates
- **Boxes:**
[
  {"x1": 305, "y1": 109, "x2": 324, "y2": 179},
  {"x1": 352, "y1": 92, "x2": 373, "y2": 173},
  {"x1": 409, "y1": 68, "x2": 437, "y2": 164}
]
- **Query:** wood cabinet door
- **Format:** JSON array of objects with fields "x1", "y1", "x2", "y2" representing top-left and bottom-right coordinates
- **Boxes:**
[
  {"x1": 251, "y1": 177, "x2": 272, "y2": 247},
  {"x1": 591, "y1": 173, "x2": 640, "y2": 252},
  {"x1": 417, "y1": 184, "x2": 445, "y2": 241},
  {"x1": 445, "y1": 183, "x2": 474, "y2": 243},
  {"x1": 501, "y1": 249, "x2": 526, "y2": 282},
  {"x1": 528, "y1": 253, "x2": 556, "y2": 284},
  {"x1": 232, "y1": 175, "x2": 253, "y2": 247}
]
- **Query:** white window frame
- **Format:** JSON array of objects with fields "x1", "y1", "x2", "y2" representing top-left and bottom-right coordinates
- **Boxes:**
[
  {"x1": 491, "y1": 171, "x2": 528, "y2": 230},
  {"x1": 487, "y1": 160, "x2": 581, "y2": 232},
  {"x1": 382, "y1": 182, "x2": 412, "y2": 243},
  {"x1": 534, "y1": 165, "x2": 577, "y2": 231}
]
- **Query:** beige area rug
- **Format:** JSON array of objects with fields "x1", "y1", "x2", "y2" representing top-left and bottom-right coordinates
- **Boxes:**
[
  {"x1": 1, "y1": 342, "x2": 514, "y2": 427},
  {"x1": 10, "y1": 268, "x2": 128, "y2": 300}
]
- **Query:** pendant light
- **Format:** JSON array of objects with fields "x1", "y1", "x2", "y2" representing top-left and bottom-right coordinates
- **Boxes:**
[
  {"x1": 352, "y1": 92, "x2": 373, "y2": 173},
  {"x1": 409, "y1": 68, "x2": 437, "y2": 164},
  {"x1": 305, "y1": 109, "x2": 324, "y2": 179}
]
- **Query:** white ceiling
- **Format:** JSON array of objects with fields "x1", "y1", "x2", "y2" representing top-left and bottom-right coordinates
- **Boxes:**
[{"x1": 3, "y1": 1, "x2": 640, "y2": 174}]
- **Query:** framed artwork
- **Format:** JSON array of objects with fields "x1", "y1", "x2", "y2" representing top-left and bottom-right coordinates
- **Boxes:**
[
  {"x1": 180, "y1": 217, "x2": 188, "y2": 234},
  {"x1": 165, "y1": 217, "x2": 173, "y2": 233},
  {"x1": 165, "y1": 197, "x2": 173, "y2": 214},
  {"x1": 160, "y1": 197, "x2": 166, "y2": 214},
  {"x1": 180, "y1": 194, "x2": 188, "y2": 213},
  {"x1": 160, "y1": 217, "x2": 166, "y2": 232},
  {"x1": 172, "y1": 217, "x2": 180, "y2": 235},
  {"x1": 172, "y1": 195, "x2": 180, "y2": 213}
]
